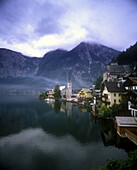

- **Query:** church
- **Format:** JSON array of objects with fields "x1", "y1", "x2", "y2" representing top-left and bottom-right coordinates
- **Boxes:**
[{"x1": 60, "y1": 72, "x2": 72, "y2": 99}]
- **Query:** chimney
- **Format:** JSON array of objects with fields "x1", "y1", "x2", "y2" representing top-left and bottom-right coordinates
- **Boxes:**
[{"x1": 117, "y1": 82, "x2": 120, "y2": 88}]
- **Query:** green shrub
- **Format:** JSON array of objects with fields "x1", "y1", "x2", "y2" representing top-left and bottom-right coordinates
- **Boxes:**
[{"x1": 99, "y1": 104, "x2": 112, "y2": 117}]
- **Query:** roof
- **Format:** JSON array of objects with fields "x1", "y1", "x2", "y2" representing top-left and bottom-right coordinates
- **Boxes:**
[
  {"x1": 124, "y1": 77, "x2": 137, "y2": 86},
  {"x1": 60, "y1": 86, "x2": 66, "y2": 91},
  {"x1": 129, "y1": 77, "x2": 137, "y2": 85},
  {"x1": 116, "y1": 116, "x2": 137, "y2": 127},
  {"x1": 82, "y1": 88, "x2": 92, "y2": 93},
  {"x1": 104, "y1": 81, "x2": 126, "y2": 92},
  {"x1": 105, "y1": 65, "x2": 131, "y2": 74},
  {"x1": 127, "y1": 90, "x2": 137, "y2": 97}
]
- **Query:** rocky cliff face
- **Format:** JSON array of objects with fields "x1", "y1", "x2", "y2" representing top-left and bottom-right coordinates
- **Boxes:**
[
  {"x1": 36, "y1": 42, "x2": 120, "y2": 87},
  {"x1": 0, "y1": 48, "x2": 41, "y2": 78},
  {"x1": 0, "y1": 42, "x2": 120, "y2": 89}
]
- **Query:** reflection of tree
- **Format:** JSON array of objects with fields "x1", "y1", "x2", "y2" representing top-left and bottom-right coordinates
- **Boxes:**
[
  {"x1": 54, "y1": 102, "x2": 61, "y2": 114},
  {"x1": 97, "y1": 119, "x2": 116, "y2": 146},
  {"x1": 97, "y1": 119, "x2": 137, "y2": 150}
]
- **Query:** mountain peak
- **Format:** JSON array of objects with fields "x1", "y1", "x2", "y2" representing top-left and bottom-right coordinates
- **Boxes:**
[
  {"x1": 78, "y1": 41, "x2": 102, "y2": 47},
  {"x1": 43, "y1": 49, "x2": 68, "y2": 59}
]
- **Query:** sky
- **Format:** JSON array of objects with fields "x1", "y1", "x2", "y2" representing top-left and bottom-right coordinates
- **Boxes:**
[{"x1": 0, "y1": 0, "x2": 137, "y2": 57}]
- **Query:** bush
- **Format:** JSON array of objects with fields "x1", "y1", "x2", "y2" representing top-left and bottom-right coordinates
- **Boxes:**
[
  {"x1": 99, "y1": 104, "x2": 112, "y2": 117},
  {"x1": 39, "y1": 92, "x2": 46, "y2": 99},
  {"x1": 105, "y1": 149, "x2": 137, "y2": 170},
  {"x1": 106, "y1": 159, "x2": 124, "y2": 170},
  {"x1": 126, "y1": 149, "x2": 137, "y2": 170},
  {"x1": 92, "y1": 149, "x2": 137, "y2": 170}
]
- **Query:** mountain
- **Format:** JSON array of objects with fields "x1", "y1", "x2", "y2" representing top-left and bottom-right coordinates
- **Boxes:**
[
  {"x1": 0, "y1": 42, "x2": 120, "y2": 91},
  {"x1": 36, "y1": 42, "x2": 120, "y2": 87},
  {"x1": 0, "y1": 48, "x2": 41, "y2": 78},
  {"x1": 117, "y1": 42, "x2": 137, "y2": 66}
]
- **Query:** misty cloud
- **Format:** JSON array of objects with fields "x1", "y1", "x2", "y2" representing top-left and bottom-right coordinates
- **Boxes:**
[
  {"x1": 0, "y1": 0, "x2": 137, "y2": 57},
  {"x1": 35, "y1": 17, "x2": 61, "y2": 36}
]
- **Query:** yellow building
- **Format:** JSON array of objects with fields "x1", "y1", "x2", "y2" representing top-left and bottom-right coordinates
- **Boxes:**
[
  {"x1": 47, "y1": 89, "x2": 54, "y2": 98},
  {"x1": 101, "y1": 82, "x2": 126, "y2": 106},
  {"x1": 78, "y1": 88, "x2": 92, "y2": 98}
]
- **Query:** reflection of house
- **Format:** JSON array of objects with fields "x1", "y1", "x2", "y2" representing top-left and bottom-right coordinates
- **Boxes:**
[
  {"x1": 101, "y1": 81, "x2": 126, "y2": 106},
  {"x1": 78, "y1": 88, "x2": 92, "y2": 98},
  {"x1": 60, "y1": 102, "x2": 72, "y2": 117},
  {"x1": 103, "y1": 58, "x2": 131, "y2": 82}
]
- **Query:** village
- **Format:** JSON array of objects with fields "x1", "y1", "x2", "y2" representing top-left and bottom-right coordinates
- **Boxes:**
[{"x1": 39, "y1": 57, "x2": 137, "y2": 145}]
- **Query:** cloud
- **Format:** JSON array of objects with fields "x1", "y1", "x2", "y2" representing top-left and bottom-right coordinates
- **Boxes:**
[
  {"x1": 0, "y1": 128, "x2": 127, "y2": 169},
  {"x1": 35, "y1": 17, "x2": 61, "y2": 36},
  {"x1": 0, "y1": 0, "x2": 137, "y2": 57}
]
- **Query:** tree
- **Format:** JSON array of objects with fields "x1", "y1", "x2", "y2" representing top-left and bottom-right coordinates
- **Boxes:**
[
  {"x1": 39, "y1": 92, "x2": 46, "y2": 100},
  {"x1": 94, "y1": 75, "x2": 103, "y2": 90},
  {"x1": 53, "y1": 84, "x2": 61, "y2": 100},
  {"x1": 99, "y1": 104, "x2": 112, "y2": 117},
  {"x1": 111, "y1": 103, "x2": 119, "y2": 117}
]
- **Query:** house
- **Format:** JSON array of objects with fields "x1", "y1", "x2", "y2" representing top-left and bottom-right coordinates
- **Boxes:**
[
  {"x1": 78, "y1": 88, "x2": 92, "y2": 99},
  {"x1": 47, "y1": 90, "x2": 54, "y2": 98},
  {"x1": 124, "y1": 77, "x2": 137, "y2": 91},
  {"x1": 124, "y1": 76, "x2": 137, "y2": 117},
  {"x1": 103, "y1": 58, "x2": 131, "y2": 82},
  {"x1": 101, "y1": 81, "x2": 126, "y2": 106}
]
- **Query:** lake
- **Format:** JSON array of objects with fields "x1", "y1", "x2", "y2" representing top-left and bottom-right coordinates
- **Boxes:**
[{"x1": 0, "y1": 94, "x2": 135, "y2": 170}]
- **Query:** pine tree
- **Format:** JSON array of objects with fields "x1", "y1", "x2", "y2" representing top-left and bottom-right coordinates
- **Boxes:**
[{"x1": 53, "y1": 84, "x2": 61, "y2": 100}]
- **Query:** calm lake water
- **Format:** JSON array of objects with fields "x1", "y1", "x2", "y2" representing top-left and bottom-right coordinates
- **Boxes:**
[{"x1": 0, "y1": 94, "x2": 136, "y2": 170}]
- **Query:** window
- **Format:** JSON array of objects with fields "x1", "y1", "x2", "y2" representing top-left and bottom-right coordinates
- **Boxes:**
[
  {"x1": 114, "y1": 99, "x2": 116, "y2": 103},
  {"x1": 114, "y1": 93, "x2": 116, "y2": 97}
]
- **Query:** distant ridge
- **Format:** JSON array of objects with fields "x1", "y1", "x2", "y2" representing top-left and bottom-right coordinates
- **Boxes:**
[{"x1": 0, "y1": 42, "x2": 120, "y2": 89}]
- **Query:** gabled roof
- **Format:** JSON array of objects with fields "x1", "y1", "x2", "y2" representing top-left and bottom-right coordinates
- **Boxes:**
[
  {"x1": 81, "y1": 88, "x2": 92, "y2": 93},
  {"x1": 60, "y1": 86, "x2": 66, "y2": 91},
  {"x1": 124, "y1": 77, "x2": 137, "y2": 86},
  {"x1": 103, "y1": 81, "x2": 126, "y2": 92},
  {"x1": 104, "y1": 65, "x2": 131, "y2": 74},
  {"x1": 127, "y1": 90, "x2": 137, "y2": 97}
]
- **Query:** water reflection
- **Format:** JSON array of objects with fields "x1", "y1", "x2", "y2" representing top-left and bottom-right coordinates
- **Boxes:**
[
  {"x1": 0, "y1": 95, "x2": 133, "y2": 170},
  {"x1": 0, "y1": 128, "x2": 128, "y2": 170}
]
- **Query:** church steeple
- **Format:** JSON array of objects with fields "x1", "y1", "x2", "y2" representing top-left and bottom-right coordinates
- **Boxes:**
[
  {"x1": 67, "y1": 71, "x2": 72, "y2": 98},
  {"x1": 68, "y1": 71, "x2": 71, "y2": 83}
]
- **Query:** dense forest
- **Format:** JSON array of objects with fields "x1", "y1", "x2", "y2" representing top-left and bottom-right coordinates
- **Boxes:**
[{"x1": 117, "y1": 42, "x2": 137, "y2": 66}]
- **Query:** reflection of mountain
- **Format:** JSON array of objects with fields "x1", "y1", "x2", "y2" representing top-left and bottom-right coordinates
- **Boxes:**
[
  {"x1": 0, "y1": 95, "x2": 102, "y2": 144},
  {"x1": 0, "y1": 95, "x2": 136, "y2": 151}
]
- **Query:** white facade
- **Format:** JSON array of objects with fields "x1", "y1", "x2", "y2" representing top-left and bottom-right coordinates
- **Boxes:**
[
  {"x1": 60, "y1": 74, "x2": 72, "y2": 99},
  {"x1": 128, "y1": 101, "x2": 137, "y2": 117}
]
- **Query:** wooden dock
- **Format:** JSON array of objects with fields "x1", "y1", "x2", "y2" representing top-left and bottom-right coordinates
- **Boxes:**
[{"x1": 115, "y1": 116, "x2": 137, "y2": 145}]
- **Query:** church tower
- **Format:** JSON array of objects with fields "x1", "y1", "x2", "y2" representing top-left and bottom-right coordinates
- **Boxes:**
[{"x1": 67, "y1": 72, "x2": 72, "y2": 98}]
